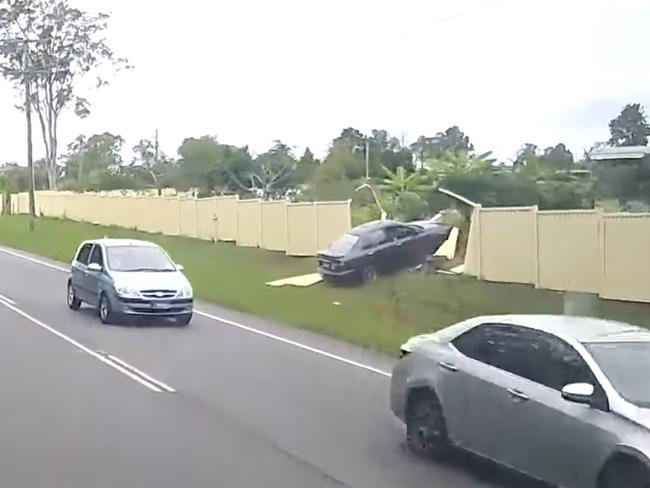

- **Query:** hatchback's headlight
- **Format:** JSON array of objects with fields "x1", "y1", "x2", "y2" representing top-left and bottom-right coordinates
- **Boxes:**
[
  {"x1": 178, "y1": 287, "x2": 193, "y2": 299},
  {"x1": 115, "y1": 285, "x2": 140, "y2": 298}
]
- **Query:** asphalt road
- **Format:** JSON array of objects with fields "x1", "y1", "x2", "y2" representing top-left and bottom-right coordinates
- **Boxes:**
[{"x1": 0, "y1": 246, "x2": 533, "y2": 488}]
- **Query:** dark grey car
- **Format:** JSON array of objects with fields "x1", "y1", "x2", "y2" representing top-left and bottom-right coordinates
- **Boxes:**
[{"x1": 390, "y1": 315, "x2": 650, "y2": 488}]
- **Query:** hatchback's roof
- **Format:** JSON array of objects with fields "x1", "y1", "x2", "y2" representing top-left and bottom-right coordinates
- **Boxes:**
[{"x1": 86, "y1": 238, "x2": 158, "y2": 248}]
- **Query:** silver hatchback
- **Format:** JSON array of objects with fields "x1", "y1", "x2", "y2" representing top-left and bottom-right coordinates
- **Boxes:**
[
  {"x1": 390, "y1": 315, "x2": 650, "y2": 488},
  {"x1": 66, "y1": 239, "x2": 194, "y2": 325}
]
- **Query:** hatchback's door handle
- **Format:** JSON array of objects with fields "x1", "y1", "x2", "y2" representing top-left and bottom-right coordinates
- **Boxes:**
[
  {"x1": 438, "y1": 361, "x2": 458, "y2": 372},
  {"x1": 507, "y1": 388, "x2": 529, "y2": 401}
]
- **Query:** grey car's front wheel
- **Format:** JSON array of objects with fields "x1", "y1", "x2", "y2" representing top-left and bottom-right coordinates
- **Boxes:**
[
  {"x1": 406, "y1": 389, "x2": 449, "y2": 458},
  {"x1": 600, "y1": 457, "x2": 650, "y2": 488},
  {"x1": 176, "y1": 313, "x2": 192, "y2": 326}
]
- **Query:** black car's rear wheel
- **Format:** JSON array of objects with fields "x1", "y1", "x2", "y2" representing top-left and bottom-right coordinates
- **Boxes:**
[
  {"x1": 361, "y1": 266, "x2": 377, "y2": 283},
  {"x1": 406, "y1": 389, "x2": 449, "y2": 458},
  {"x1": 67, "y1": 281, "x2": 81, "y2": 311}
]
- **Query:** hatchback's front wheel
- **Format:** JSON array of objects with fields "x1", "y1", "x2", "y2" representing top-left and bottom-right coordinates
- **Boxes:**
[
  {"x1": 98, "y1": 294, "x2": 117, "y2": 325},
  {"x1": 176, "y1": 313, "x2": 192, "y2": 326},
  {"x1": 67, "y1": 281, "x2": 81, "y2": 311}
]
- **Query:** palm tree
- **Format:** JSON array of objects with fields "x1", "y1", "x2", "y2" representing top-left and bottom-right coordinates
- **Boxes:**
[
  {"x1": 425, "y1": 150, "x2": 495, "y2": 179},
  {"x1": 379, "y1": 165, "x2": 431, "y2": 197}
]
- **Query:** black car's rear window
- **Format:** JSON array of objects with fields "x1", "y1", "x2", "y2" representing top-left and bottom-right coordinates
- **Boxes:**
[{"x1": 328, "y1": 234, "x2": 359, "y2": 255}]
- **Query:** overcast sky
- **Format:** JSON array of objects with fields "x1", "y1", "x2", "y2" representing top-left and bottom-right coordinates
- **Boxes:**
[{"x1": 1, "y1": 0, "x2": 649, "y2": 165}]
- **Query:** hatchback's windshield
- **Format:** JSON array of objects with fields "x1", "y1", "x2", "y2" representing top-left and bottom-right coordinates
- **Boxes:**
[
  {"x1": 586, "y1": 342, "x2": 650, "y2": 407},
  {"x1": 106, "y1": 246, "x2": 176, "y2": 272},
  {"x1": 327, "y1": 234, "x2": 359, "y2": 256}
]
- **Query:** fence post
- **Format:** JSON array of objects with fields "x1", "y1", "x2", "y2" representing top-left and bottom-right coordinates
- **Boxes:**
[
  {"x1": 533, "y1": 205, "x2": 540, "y2": 288},
  {"x1": 597, "y1": 207, "x2": 605, "y2": 297},
  {"x1": 476, "y1": 205, "x2": 483, "y2": 279}
]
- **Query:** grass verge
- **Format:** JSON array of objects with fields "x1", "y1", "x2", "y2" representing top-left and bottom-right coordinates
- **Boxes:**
[{"x1": 1, "y1": 215, "x2": 649, "y2": 355}]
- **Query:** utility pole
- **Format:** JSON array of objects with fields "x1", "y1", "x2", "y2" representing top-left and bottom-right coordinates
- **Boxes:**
[
  {"x1": 154, "y1": 128, "x2": 159, "y2": 165},
  {"x1": 23, "y1": 42, "x2": 36, "y2": 232},
  {"x1": 364, "y1": 138, "x2": 370, "y2": 180}
]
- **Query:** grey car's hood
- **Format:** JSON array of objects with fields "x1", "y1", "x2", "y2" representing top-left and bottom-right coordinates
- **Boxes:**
[
  {"x1": 109, "y1": 270, "x2": 191, "y2": 292},
  {"x1": 618, "y1": 406, "x2": 650, "y2": 431}
]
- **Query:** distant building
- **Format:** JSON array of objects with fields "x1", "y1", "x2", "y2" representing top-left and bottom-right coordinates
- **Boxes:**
[{"x1": 588, "y1": 145, "x2": 650, "y2": 162}]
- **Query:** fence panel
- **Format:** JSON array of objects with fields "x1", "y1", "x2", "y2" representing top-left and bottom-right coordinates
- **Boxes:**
[
  {"x1": 478, "y1": 207, "x2": 537, "y2": 284},
  {"x1": 537, "y1": 210, "x2": 601, "y2": 293},
  {"x1": 315, "y1": 201, "x2": 351, "y2": 251},
  {"x1": 260, "y1": 200, "x2": 287, "y2": 251},
  {"x1": 178, "y1": 198, "x2": 198, "y2": 238},
  {"x1": 600, "y1": 213, "x2": 650, "y2": 303},
  {"x1": 236, "y1": 199, "x2": 262, "y2": 247},
  {"x1": 196, "y1": 197, "x2": 217, "y2": 241},
  {"x1": 215, "y1": 196, "x2": 238, "y2": 241},
  {"x1": 286, "y1": 203, "x2": 318, "y2": 256}
]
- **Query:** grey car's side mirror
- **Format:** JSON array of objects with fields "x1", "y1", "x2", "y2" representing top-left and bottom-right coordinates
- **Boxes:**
[
  {"x1": 87, "y1": 263, "x2": 102, "y2": 272},
  {"x1": 561, "y1": 383, "x2": 594, "y2": 405}
]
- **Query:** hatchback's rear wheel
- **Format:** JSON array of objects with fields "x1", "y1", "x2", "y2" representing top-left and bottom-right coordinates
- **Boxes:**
[
  {"x1": 67, "y1": 281, "x2": 81, "y2": 311},
  {"x1": 406, "y1": 389, "x2": 449, "y2": 458}
]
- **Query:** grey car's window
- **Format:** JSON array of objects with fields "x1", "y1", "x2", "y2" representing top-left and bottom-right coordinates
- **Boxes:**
[
  {"x1": 586, "y1": 342, "x2": 650, "y2": 408},
  {"x1": 75, "y1": 243, "x2": 93, "y2": 265},
  {"x1": 453, "y1": 324, "x2": 593, "y2": 391},
  {"x1": 106, "y1": 246, "x2": 175, "y2": 272},
  {"x1": 362, "y1": 229, "x2": 388, "y2": 249},
  {"x1": 328, "y1": 234, "x2": 359, "y2": 255},
  {"x1": 88, "y1": 245, "x2": 104, "y2": 267}
]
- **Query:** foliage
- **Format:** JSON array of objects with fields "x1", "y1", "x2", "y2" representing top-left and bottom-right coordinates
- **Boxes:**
[
  {"x1": 608, "y1": 103, "x2": 650, "y2": 147},
  {"x1": 0, "y1": 0, "x2": 129, "y2": 189},
  {"x1": 411, "y1": 126, "x2": 473, "y2": 161},
  {"x1": 425, "y1": 150, "x2": 495, "y2": 180}
]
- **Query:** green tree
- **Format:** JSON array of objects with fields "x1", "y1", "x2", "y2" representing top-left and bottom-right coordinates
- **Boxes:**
[
  {"x1": 539, "y1": 143, "x2": 574, "y2": 170},
  {"x1": 248, "y1": 141, "x2": 296, "y2": 197},
  {"x1": 293, "y1": 147, "x2": 319, "y2": 185},
  {"x1": 411, "y1": 126, "x2": 473, "y2": 160},
  {"x1": 608, "y1": 103, "x2": 650, "y2": 147},
  {"x1": 0, "y1": 0, "x2": 130, "y2": 189},
  {"x1": 129, "y1": 138, "x2": 172, "y2": 193},
  {"x1": 61, "y1": 132, "x2": 128, "y2": 190},
  {"x1": 425, "y1": 150, "x2": 495, "y2": 180},
  {"x1": 379, "y1": 166, "x2": 431, "y2": 220}
]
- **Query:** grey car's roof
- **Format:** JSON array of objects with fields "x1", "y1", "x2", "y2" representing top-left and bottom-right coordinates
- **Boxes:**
[
  {"x1": 84, "y1": 238, "x2": 159, "y2": 248},
  {"x1": 447, "y1": 314, "x2": 650, "y2": 344}
]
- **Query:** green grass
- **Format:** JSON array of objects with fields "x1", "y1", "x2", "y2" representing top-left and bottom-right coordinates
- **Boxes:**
[{"x1": 1, "y1": 215, "x2": 650, "y2": 355}]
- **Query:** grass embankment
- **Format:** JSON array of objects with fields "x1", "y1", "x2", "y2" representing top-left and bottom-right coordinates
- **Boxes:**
[{"x1": 1, "y1": 215, "x2": 649, "y2": 355}]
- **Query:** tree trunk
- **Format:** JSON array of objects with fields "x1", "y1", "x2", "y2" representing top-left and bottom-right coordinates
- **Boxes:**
[{"x1": 47, "y1": 163, "x2": 57, "y2": 190}]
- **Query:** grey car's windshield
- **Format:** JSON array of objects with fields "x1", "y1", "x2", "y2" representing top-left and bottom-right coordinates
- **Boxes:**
[
  {"x1": 328, "y1": 234, "x2": 359, "y2": 256},
  {"x1": 106, "y1": 246, "x2": 176, "y2": 272},
  {"x1": 586, "y1": 342, "x2": 650, "y2": 407}
]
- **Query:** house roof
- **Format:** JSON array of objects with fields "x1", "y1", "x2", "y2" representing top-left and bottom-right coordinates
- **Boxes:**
[{"x1": 589, "y1": 145, "x2": 650, "y2": 161}]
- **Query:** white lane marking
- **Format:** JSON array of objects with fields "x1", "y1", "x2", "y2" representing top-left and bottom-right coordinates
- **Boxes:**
[
  {"x1": 0, "y1": 298, "x2": 171, "y2": 393},
  {"x1": 0, "y1": 246, "x2": 393, "y2": 379},
  {"x1": 103, "y1": 353, "x2": 176, "y2": 393},
  {"x1": 195, "y1": 310, "x2": 392, "y2": 378},
  {"x1": 0, "y1": 293, "x2": 16, "y2": 305},
  {"x1": 0, "y1": 248, "x2": 68, "y2": 272}
]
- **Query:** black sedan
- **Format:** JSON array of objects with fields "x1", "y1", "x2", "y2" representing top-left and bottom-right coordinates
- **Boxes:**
[{"x1": 317, "y1": 219, "x2": 452, "y2": 284}]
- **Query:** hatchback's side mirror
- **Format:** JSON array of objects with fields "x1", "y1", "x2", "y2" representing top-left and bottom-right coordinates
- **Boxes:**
[
  {"x1": 176, "y1": 264, "x2": 184, "y2": 271},
  {"x1": 562, "y1": 383, "x2": 594, "y2": 405},
  {"x1": 87, "y1": 262, "x2": 102, "y2": 272}
]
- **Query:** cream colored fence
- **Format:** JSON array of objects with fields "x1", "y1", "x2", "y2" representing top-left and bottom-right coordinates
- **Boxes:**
[
  {"x1": 10, "y1": 191, "x2": 351, "y2": 257},
  {"x1": 464, "y1": 206, "x2": 650, "y2": 303}
]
